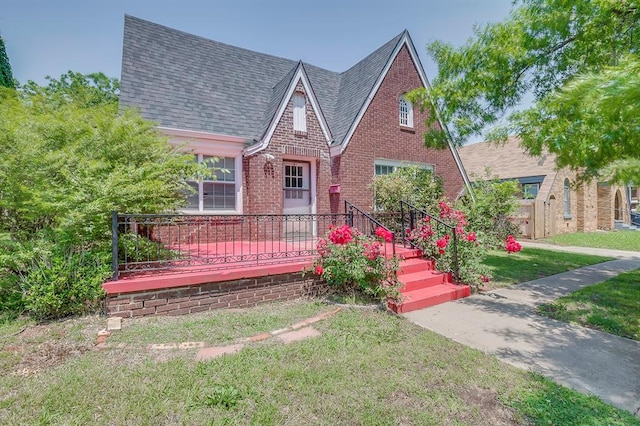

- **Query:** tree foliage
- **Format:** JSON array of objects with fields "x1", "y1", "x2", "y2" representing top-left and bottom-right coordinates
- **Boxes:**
[
  {"x1": 0, "y1": 36, "x2": 14, "y2": 89},
  {"x1": 513, "y1": 57, "x2": 640, "y2": 182},
  {"x1": 418, "y1": 0, "x2": 640, "y2": 182},
  {"x1": 0, "y1": 72, "x2": 198, "y2": 318}
]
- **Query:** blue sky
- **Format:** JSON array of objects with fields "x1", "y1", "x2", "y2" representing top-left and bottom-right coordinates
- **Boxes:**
[{"x1": 1, "y1": 0, "x2": 513, "y2": 85}]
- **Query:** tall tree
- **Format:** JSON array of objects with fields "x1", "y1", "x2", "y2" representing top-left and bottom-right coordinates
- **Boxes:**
[
  {"x1": 0, "y1": 35, "x2": 14, "y2": 89},
  {"x1": 417, "y1": 0, "x2": 640, "y2": 182}
]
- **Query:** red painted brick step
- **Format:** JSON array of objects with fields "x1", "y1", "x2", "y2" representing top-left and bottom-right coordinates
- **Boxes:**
[{"x1": 389, "y1": 250, "x2": 470, "y2": 313}]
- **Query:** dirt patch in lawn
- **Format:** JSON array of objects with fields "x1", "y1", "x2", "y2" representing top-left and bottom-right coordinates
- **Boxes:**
[
  {"x1": 1, "y1": 316, "x2": 102, "y2": 377},
  {"x1": 458, "y1": 386, "x2": 519, "y2": 426}
]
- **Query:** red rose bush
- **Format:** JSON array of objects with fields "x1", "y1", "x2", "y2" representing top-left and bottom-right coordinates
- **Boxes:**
[
  {"x1": 407, "y1": 201, "x2": 523, "y2": 290},
  {"x1": 312, "y1": 225, "x2": 400, "y2": 302}
]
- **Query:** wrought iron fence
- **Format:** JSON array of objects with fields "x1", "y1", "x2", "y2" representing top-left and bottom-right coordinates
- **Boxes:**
[
  {"x1": 399, "y1": 200, "x2": 459, "y2": 280},
  {"x1": 344, "y1": 201, "x2": 396, "y2": 257},
  {"x1": 111, "y1": 212, "x2": 349, "y2": 280}
]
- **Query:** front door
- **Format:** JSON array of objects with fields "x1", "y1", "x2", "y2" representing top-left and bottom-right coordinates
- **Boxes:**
[{"x1": 283, "y1": 161, "x2": 312, "y2": 239}]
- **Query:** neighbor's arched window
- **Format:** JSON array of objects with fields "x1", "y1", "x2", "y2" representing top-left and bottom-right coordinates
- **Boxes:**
[
  {"x1": 563, "y1": 178, "x2": 571, "y2": 217},
  {"x1": 399, "y1": 94, "x2": 413, "y2": 127}
]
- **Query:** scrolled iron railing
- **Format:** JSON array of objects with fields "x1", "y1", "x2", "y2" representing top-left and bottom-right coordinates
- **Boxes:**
[
  {"x1": 399, "y1": 200, "x2": 460, "y2": 281},
  {"x1": 344, "y1": 200, "x2": 396, "y2": 257},
  {"x1": 111, "y1": 211, "x2": 349, "y2": 280}
]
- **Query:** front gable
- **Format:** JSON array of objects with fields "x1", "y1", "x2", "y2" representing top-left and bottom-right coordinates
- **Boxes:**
[
  {"x1": 336, "y1": 42, "x2": 468, "y2": 203},
  {"x1": 245, "y1": 64, "x2": 332, "y2": 156}
]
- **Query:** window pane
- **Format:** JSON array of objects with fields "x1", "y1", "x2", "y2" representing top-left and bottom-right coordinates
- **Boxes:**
[
  {"x1": 202, "y1": 156, "x2": 235, "y2": 182},
  {"x1": 522, "y1": 183, "x2": 539, "y2": 199},
  {"x1": 202, "y1": 182, "x2": 236, "y2": 210}
]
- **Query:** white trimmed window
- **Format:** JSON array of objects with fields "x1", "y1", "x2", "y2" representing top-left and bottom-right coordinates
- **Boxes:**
[
  {"x1": 374, "y1": 160, "x2": 433, "y2": 176},
  {"x1": 293, "y1": 93, "x2": 306, "y2": 132},
  {"x1": 399, "y1": 95, "x2": 413, "y2": 127},
  {"x1": 186, "y1": 155, "x2": 238, "y2": 212}
]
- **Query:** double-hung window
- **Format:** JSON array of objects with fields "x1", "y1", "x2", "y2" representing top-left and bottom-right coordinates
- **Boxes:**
[
  {"x1": 374, "y1": 160, "x2": 433, "y2": 176},
  {"x1": 186, "y1": 155, "x2": 237, "y2": 212}
]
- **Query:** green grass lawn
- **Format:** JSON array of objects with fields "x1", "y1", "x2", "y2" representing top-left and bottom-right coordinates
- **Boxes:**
[
  {"x1": 537, "y1": 269, "x2": 640, "y2": 341},
  {"x1": 544, "y1": 231, "x2": 640, "y2": 252},
  {"x1": 1, "y1": 301, "x2": 637, "y2": 425},
  {"x1": 482, "y1": 247, "x2": 614, "y2": 288}
]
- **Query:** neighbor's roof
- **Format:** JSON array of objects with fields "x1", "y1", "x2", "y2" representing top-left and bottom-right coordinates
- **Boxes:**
[
  {"x1": 458, "y1": 137, "x2": 558, "y2": 181},
  {"x1": 119, "y1": 15, "x2": 405, "y2": 146}
]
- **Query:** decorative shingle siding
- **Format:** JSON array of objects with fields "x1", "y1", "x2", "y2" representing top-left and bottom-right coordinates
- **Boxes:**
[{"x1": 335, "y1": 46, "x2": 465, "y2": 210}]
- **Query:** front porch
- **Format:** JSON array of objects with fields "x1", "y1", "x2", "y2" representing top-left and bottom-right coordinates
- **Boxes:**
[{"x1": 105, "y1": 202, "x2": 469, "y2": 317}]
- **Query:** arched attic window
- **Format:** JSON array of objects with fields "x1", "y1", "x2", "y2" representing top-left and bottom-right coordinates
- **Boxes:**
[
  {"x1": 293, "y1": 92, "x2": 306, "y2": 132},
  {"x1": 399, "y1": 94, "x2": 413, "y2": 128}
]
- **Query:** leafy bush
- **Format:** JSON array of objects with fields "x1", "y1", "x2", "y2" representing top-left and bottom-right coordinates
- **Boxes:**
[
  {"x1": 459, "y1": 174, "x2": 520, "y2": 248},
  {"x1": 0, "y1": 73, "x2": 202, "y2": 319},
  {"x1": 118, "y1": 233, "x2": 180, "y2": 264},
  {"x1": 312, "y1": 225, "x2": 400, "y2": 302},
  {"x1": 372, "y1": 166, "x2": 444, "y2": 213},
  {"x1": 21, "y1": 246, "x2": 110, "y2": 320}
]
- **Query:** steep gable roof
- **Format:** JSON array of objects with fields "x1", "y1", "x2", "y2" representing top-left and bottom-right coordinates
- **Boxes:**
[
  {"x1": 120, "y1": 15, "x2": 403, "y2": 146},
  {"x1": 331, "y1": 33, "x2": 403, "y2": 146},
  {"x1": 120, "y1": 15, "x2": 298, "y2": 140}
]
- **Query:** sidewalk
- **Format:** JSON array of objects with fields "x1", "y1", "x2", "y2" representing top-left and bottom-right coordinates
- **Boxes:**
[
  {"x1": 404, "y1": 247, "x2": 640, "y2": 415},
  {"x1": 520, "y1": 240, "x2": 640, "y2": 259}
]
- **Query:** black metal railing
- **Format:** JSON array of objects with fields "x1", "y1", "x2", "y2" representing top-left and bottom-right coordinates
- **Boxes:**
[
  {"x1": 400, "y1": 201, "x2": 459, "y2": 281},
  {"x1": 111, "y1": 212, "x2": 349, "y2": 280},
  {"x1": 344, "y1": 201, "x2": 396, "y2": 257}
]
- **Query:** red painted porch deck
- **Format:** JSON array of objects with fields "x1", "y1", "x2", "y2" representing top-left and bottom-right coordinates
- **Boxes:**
[{"x1": 106, "y1": 241, "x2": 408, "y2": 294}]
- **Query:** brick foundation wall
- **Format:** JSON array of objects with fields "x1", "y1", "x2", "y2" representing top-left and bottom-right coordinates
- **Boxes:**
[
  {"x1": 106, "y1": 272, "x2": 325, "y2": 318},
  {"x1": 335, "y1": 46, "x2": 465, "y2": 210}
]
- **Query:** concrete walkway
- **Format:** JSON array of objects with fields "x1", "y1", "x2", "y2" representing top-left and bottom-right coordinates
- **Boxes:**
[{"x1": 404, "y1": 243, "x2": 640, "y2": 415}]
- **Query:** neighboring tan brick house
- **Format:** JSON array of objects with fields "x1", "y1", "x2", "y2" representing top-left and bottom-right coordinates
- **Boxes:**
[
  {"x1": 459, "y1": 137, "x2": 630, "y2": 238},
  {"x1": 119, "y1": 16, "x2": 470, "y2": 220}
]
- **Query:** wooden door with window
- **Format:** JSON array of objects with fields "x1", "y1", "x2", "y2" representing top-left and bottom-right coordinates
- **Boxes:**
[{"x1": 283, "y1": 161, "x2": 312, "y2": 239}]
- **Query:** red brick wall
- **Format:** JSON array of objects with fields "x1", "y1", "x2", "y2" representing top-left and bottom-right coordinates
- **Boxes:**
[
  {"x1": 244, "y1": 82, "x2": 332, "y2": 214},
  {"x1": 335, "y1": 46, "x2": 465, "y2": 211},
  {"x1": 106, "y1": 272, "x2": 325, "y2": 318}
]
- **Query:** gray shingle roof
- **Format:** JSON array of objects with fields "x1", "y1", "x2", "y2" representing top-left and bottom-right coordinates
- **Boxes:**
[{"x1": 120, "y1": 15, "x2": 404, "y2": 145}]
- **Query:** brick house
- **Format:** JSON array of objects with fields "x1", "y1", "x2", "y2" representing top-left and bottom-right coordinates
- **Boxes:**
[
  {"x1": 119, "y1": 16, "x2": 470, "y2": 219},
  {"x1": 459, "y1": 137, "x2": 630, "y2": 238}
]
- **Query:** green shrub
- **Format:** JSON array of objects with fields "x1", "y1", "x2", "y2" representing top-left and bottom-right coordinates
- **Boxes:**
[
  {"x1": 459, "y1": 174, "x2": 520, "y2": 248},
  {"x1": 118, "y1": 233, "x2": 180, "y2": 264},
  {"x1": 372, "y1": 166, "x2": 444, "y2": 213},
  {"x1": 21, "y1": 246, "x2": 110, "y2": 320},
  {"x1": 0, "y1": 73, "x2": 204, "y2": 319}
]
